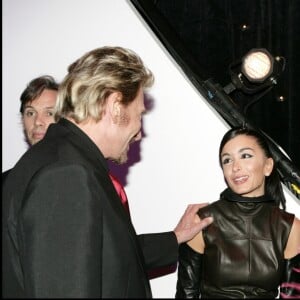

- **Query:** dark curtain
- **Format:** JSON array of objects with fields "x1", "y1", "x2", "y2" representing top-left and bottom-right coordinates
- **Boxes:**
[{"x1": 151, "y1": 0, "x2": 300, "y2": 168}]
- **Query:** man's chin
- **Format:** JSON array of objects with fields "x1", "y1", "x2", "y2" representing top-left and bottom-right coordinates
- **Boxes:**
[
  {"x1": 114, "y1": 154, "x2": 128, "y2": 165},
  {"x1": 29, "y1": 138, "x2": 42, "y2": 146}
]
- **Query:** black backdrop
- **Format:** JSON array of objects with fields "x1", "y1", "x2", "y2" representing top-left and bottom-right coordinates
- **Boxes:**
[{"x1": 131, "y1": 0, "x2": 300, "y2": 169}]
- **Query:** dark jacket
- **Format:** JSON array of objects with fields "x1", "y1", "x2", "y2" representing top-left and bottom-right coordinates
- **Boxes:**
[
  {"x1": 2, "y1": 118, "x2": 178, "y2": 298},
  {"x1": 2, "y1": 168, "x2": 11, "y2": 184}
]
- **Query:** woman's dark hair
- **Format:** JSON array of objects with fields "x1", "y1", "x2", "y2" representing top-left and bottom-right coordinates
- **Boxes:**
[
  {"x1": 219, "y1": 126, "x2": 286, "y2": 209},
  {"x1": 20, "y1": 75, "x2": 59, "y2": 113}
]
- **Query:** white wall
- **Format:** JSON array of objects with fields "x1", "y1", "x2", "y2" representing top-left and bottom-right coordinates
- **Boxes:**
[{"x1": 3, "y1": 0, "x2": 299, "y2": 298}]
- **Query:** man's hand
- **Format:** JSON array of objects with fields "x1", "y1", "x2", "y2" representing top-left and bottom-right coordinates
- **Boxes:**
[{"x1": 174, "y1": 203, "x2": 213, "y2": 244}]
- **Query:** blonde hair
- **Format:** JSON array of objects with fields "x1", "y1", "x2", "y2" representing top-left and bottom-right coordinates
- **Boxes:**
[{"x1": 55, "y1": 46, "x2": 154, "y2": 123}]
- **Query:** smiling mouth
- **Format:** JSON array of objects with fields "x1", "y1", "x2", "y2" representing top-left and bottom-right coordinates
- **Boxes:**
[{"x1": 233, "y1": 176, "x2": 249, "y2": 184}]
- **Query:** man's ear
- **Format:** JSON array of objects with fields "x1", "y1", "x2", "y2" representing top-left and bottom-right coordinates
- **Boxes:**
[
  {"x1": 113, "y1": 100, "x2": 121, "y2": 118},
  {"x1": 264, "y1": 157, "x2": 274, "y2": 176},
  {"x1": 107, "y1": 92, "x2": 122, "y2": 122}
]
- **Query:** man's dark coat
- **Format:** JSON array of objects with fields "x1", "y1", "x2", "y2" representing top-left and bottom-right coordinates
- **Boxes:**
[{"x1": 2, "y1": 118, "x2": 178, "y2": 298}]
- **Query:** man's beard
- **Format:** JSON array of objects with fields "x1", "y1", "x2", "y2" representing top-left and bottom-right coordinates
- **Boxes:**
[{"x1": 112, "y1": 152, "x2": 128, "y2": 165}]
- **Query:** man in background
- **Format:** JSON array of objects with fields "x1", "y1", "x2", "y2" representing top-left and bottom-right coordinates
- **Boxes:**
[
  {"x1": 20, "y1": 75, "x2": 59, "y2": 146},
  {"x1": 2, "y1": 75, "x2": 59, "y2": 181}
]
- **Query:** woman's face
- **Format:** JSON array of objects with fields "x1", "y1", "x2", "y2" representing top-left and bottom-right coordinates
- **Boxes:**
[{"x1": 220, "y1": 134, "x2": 273, "y2": 197}]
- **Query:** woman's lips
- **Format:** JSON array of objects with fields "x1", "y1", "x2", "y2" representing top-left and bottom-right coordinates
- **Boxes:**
[{"x1": 232, "y1": 175, "x2": 249, "y2": 184}]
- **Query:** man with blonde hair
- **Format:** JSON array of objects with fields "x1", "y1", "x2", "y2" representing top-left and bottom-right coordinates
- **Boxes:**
[{"x1": 3, "y1": 46, "x2": 213, "y2": 298}]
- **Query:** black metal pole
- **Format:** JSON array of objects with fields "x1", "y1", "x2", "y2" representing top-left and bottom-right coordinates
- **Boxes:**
[{"x1": 203, "y1": 78, "x2": 300, "y2": 200}]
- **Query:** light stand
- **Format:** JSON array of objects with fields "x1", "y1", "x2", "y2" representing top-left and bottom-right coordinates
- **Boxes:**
[
  {"x1": 202, "y1": 77, "x2": 300, "y2": 200},
  {"x1": 201, "y1": 49, "x2": 300, "y2": 200},
  {"x1": 128, "y1": 0, "x2": 299, "y2": 200}
]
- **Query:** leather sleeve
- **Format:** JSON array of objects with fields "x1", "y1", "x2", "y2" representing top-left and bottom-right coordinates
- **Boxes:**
[
  {"x1": 175, "y1": 243, "x2": 202, "y2": 298},
  {"x1": 280, "y1": 254, "x2": 300, "y2": 298}
]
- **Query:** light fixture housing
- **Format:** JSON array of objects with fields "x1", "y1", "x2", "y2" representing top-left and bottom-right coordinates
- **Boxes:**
[
  {"x1": 226, "y1": 48, "x2": 285, "y2": 94},
  {"x1": 241, "y1": 49, "x2": 274, "y2": 82}
]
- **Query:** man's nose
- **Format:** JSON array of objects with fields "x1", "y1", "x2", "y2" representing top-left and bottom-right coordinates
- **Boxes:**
[{"x1": 34, "y1": 114, "x2": 45, "y2": 126}]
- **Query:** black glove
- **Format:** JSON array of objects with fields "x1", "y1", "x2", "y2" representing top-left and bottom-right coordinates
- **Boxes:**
[
  {"x1": 280, "y1": 253, "x2": 300, "y2": 298},
  {"x1": 175, "y1": 243, "x2": 203, "y2": 298}
]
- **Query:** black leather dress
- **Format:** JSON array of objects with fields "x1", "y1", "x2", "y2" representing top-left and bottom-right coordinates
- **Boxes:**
[{"x1": 195, "y1": 188, "x2": 294, "y2": 298}]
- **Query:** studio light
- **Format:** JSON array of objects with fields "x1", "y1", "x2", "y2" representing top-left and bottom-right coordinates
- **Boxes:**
[
  {"x1": 242, "y1": 49, "x2": 273, "y2": 82},
  {"x1": 224, "y1": 48, "x2": 285, "y2": 95},
  {"x1": 202, "y1": 48, "x2": 300, "y2": 200}
]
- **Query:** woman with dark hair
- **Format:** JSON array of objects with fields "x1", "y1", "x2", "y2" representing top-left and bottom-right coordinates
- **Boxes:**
[{"x1": 176, "y1": 126, "x2": 300, "y2": 298}]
